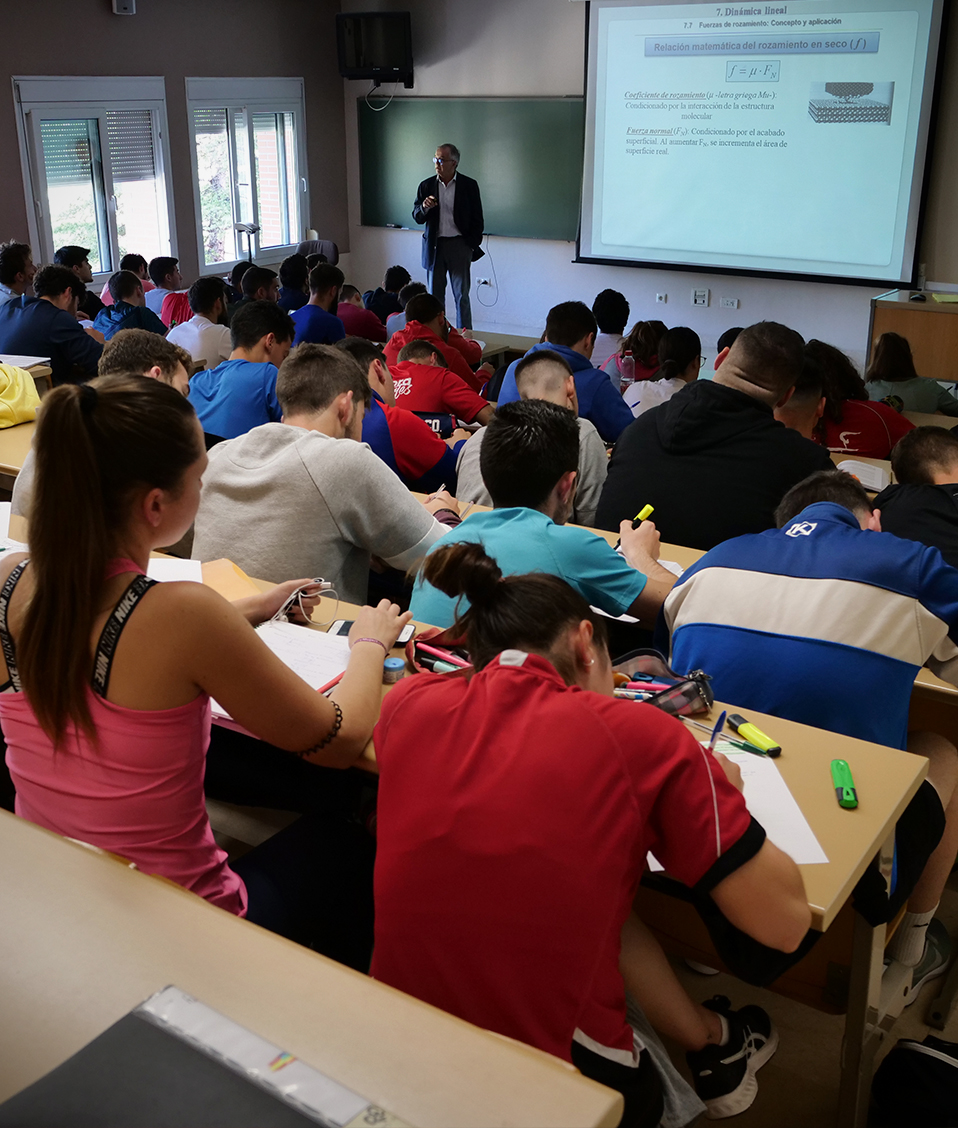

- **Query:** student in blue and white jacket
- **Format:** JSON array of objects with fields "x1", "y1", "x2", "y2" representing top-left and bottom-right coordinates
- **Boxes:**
[
  {"x1": 496, "y1": 301, "x2": 633, "y2": 444},
  {"x1": 659, "y1": 469, "x2": 958, "y2": 987}
]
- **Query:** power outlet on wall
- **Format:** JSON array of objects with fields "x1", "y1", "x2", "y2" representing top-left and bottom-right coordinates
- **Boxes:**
[
  {"x1": 655, "y1": 292, "x2": 667, "y2": 304},
  {"x1": 720, "y1": 297, "x2": 740, "y2": 310},
  {"x1": 692, "y1": 288, "x2": 710, "y2": 307}
]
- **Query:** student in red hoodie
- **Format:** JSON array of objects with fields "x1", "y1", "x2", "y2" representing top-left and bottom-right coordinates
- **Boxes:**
[
  {"x1": 336, "y1": 337, "x2": 469, "y2": 493},
  {"x1": 336, "y1": 285, "x2": 388, "y2": 343},
  {"x1": 384, "y1": 292, "x2": 491, "y2": 393},
  {"x1": 391, "y1": 339, "x2": 494, "y2": 426}
]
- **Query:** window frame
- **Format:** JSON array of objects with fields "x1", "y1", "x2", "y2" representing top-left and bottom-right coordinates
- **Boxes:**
[
  {"x1": 12, "y1": 76, "x2": 175, "y2": 282},
  {"x1": 186, "y1": 77, "x2": 310, "y2": 271}
]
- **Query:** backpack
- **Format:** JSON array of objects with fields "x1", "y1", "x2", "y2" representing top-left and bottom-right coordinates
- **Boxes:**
[{"x1": 871, "y1": 1035, "x2": 958, "y2": 1126}]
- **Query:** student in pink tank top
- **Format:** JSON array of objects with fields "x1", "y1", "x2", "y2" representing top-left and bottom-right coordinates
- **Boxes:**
[{"x1": 1, "y1": 373, "x2": 411, "y2": 968}]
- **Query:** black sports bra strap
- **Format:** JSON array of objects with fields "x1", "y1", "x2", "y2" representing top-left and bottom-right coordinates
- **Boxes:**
[
  {"x1": 0, "y1": 562, "x2": 28, "y2": 692},
  {"x1": 92, "y1": 574, "x2": 157, "y2": 697}
]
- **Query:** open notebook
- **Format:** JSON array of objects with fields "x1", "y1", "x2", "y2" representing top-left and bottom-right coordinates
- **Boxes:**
[{"x1": 211, "y1": 621, "x2": 350, "y2": 724}]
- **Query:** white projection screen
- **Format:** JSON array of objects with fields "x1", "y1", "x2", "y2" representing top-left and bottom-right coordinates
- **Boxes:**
[{"x1": 579, "y1": 0, "x2": 946, "y2": 285}]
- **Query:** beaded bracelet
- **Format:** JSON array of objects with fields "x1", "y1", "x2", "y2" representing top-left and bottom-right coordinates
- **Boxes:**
[
  {"x1": 302, "y1": 699, "x2": 343, "y2": 757},
  {"x1": 353, "y1": 637, "x2": 389, "y2": 655}
]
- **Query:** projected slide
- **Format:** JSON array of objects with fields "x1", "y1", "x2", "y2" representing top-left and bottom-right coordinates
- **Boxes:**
[{"x1": 579, "y1": 1, "x2": 943, "y2": 284}]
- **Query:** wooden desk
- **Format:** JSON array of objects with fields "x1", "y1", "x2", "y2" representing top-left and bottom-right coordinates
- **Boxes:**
[
  {"x1": 904, "y1": 409, "x2": 954, "y2": 429},
  {"x1": 868, "y1": 290, "x2": 958, "y2": 383},
  {"x1": 479, "y1": 331, "x2": 538, "y2": 369},
  {"x1": 0, "y1": 420, "x2": 35, "y2": 478},
  {"x1": 0, "y1": 809, "x2": 621, "y2": 1128}
]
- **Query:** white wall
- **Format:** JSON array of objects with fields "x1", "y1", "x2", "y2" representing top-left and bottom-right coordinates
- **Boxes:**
[{"x1": 339, "y1": 0, "x2": 887, "y2": 368}]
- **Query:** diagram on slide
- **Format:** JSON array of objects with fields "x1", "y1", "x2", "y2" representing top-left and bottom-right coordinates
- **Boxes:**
[{"x1": 808, "y1": 82, "x2": 895, "y2": 124}]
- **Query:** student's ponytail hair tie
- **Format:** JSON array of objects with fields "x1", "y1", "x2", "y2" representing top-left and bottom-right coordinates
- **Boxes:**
[{"x1": 78, "y1": 384, "x2": 98, "y2": 414}]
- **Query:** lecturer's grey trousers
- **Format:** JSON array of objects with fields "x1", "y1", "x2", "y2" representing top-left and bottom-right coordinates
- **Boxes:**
[{"x1": 429, "y1": 234, "x2": 473, "y2": 329}]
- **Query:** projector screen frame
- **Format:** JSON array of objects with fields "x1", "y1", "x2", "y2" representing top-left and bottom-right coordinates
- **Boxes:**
[{"x1": 576, "y1": 0, "x2": 950, "y2": 290}]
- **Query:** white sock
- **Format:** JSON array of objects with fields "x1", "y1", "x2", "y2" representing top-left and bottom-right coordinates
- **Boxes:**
[
  {"x1": 887, "y1": 904, "x2": 938, "y2": 967},
  {"x1": 716, "y1": 1013, "x2": 730, "y2": 1046}
]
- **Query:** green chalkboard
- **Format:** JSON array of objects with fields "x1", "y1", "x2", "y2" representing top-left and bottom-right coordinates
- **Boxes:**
[{"x1": 358, "y1": 97, "x2": 584, "y2": 241}]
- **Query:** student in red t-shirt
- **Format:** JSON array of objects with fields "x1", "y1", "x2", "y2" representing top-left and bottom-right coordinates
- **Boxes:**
[
  {"x1": 810, "y1": 339, "x2": 913, "y2": 458},
  {"x1": 336, "y1": 285, "x2": 388, "y2": 343},
  {"x1": 384, "y1": 292, "x2": 492, "y2": 393},
  {"x1": 391, "y1": 339, "x2": 494, "y2": 426},
  {"x1": 372, "y1": 544, "x2": 812, "y2": 1125}
]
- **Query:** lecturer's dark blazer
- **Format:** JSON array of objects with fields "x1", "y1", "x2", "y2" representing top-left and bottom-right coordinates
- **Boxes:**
[{"x1": 412, "y1": 173, "x2": 484, "y2": 271}]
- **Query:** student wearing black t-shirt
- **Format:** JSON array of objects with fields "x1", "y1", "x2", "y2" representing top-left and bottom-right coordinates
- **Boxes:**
[{"x1": 877, "y1": 426, "x2": 958, "y2": 569}]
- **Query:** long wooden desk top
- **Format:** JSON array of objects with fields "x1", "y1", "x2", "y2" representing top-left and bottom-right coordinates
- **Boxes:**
[
  {"x1": 0, "y1": 809, "x2": 621, "y2": 1127},
  {"x1": 0, "y1": 420, "x2": 34, "y2": 477},
  {"x1": 904, "y1": 409, "x2": 955, "y2": 428}
]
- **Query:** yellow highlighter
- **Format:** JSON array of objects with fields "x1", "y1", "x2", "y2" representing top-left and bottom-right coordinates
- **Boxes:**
[
  {"x1": 632, "y1": 504, "x2": 654, "y2": 528},
  {"x1": 728, "y1": 713, "x2": 782, "y2": 758}
]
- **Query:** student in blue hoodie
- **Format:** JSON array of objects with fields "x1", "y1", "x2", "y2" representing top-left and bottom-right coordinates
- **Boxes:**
[
  {"x1": 497, "y1": 301, "x2": 633, "y2": 444},
  {"x1": 93, "y1": 271, "x2": 168, "y2": 341}
]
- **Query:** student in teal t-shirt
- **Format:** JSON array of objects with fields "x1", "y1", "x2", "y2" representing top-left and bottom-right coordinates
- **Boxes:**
[
  {"x1": 409, "y1": 399, "x2": 677, "y2": 628},
  {"x1": 866, "y1": 332, "x2": 958, "y2": 417}
]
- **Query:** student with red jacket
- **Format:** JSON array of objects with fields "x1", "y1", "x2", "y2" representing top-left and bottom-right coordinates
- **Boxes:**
[
  {"x1": 335, "y1": 337, "x2": 468, "y2": 493},
  {"x1": 390, "y1": 339, "x2": 493, "y2": 426},
  {"x1": 372, "y1": 543, "x2": 812, "y2": 1124},
  {"x1": 336, "y1": 285, "x2": 387, "y2": 343},
  {"x1": 384, "y1": 292, "x2": 491, "y2": 393},
  {"x1": 807, "y1": 339, "x2": 914, "y2": 458}
]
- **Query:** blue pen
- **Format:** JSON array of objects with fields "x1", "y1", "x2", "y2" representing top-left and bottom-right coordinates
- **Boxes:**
[{"x1": 707, "y1": 710, "x2": 728, "y2": 756}]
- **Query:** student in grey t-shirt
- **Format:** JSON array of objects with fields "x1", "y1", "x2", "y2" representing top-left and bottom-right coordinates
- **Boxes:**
[
  {"x1": 456, "y1": 349, "x2": 608, "y2": 527},
  {"x1": 192, "y1": 344, "x2": 458, "y2": 603}
]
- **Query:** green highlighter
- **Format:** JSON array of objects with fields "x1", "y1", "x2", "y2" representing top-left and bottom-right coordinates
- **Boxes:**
[{"x1": 830, "y1": 759, "x2": 858, "y2": 809}]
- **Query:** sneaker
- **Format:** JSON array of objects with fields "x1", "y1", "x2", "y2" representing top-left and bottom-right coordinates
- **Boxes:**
[
  {"x1": 686, "y1": 995, "x2": 779, "y2": 1119},
  {"x1": 686, "y1": 959, "x2": 721, "y2": 976},
  {"x1": 904, "y1": 918, "x2": 952, "y2": 1007}
]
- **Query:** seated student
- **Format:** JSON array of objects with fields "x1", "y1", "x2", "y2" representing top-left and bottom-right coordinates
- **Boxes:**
[
  {"x1": 291, "y1": 264, "x2": 346, "y2": 346},
  {"x1": 166, "y1": 276, "x2": 232, "y2": 371},
  {"x1": 0, "y1": 241, "x2": 37, "y2": 307},
  {"x1": 188, "y1": 301, "x2": 294, "y2": 440},
  {"x1": 603, "y1": 319, "x2": 668, "y2": 386},
  {"x1": 0, "y1": 265, "x2": 103, "y2": 386},
  {"x1": 391, "y1": 339, "x2": 493, "y2": 426},
  {"x1": 661, "y1": 469, "x2": 958, "y2": 981},
  {"x1": 804, "y1": 339, "x2": 914, "y2": 457},
  {"x1": 192, "y1": 344, "x2": 458, "y2": 602},
  {"x1": 365, "y1": 265, "x2": 411, "y2": 325},
  {"x1": 385, "y1": 280, "x2": 427, "y2": 337},
  {"x1": 93, "y1": 270, "x2": 168, "y2": 340},
  {"x1": 277, "y1": 254, "x2": 309, "y2": 312},
  {"x1": 456, "y1": 349, "x2": 608, "y2": 527},
  {"x1": 376, "y1": 543, "x2": 811, "y2": 1124},
  {"x1": 227, "y1": 259, "x2": 254, "y2": 305},
  {"x1": 384, "y1": 292, "x2": 489, "y2": 393},
  {"x1": 875, "y1": 427, "x2": 958, "y2": 570},
  {"x1": 54, "y1": 245, "x2": 105, "y2": 321},
  {"x1": 335, "y1": 337, "x2": 466, "y2": 494},
  {"x1": 410, "y1": 400, "x2": 676, "y2": 630},
  {"x1": 499, "y1": 302, "x2": 634, "y2": 443},
  {"x1": 591, "y1": 288, "x2": 630, "y2": 370},
  {"x1": 717, "y1": 326, "x2": 743, "y2": 353},
  {"x1": 100, "y1": 253, "x2": 154, "y2": 306},
  {"x1": 145, "y1": 256, "x2": 184, "y2": 317},
  {"x1": 596, "y1": 322, "x2": 834, "y2": 549},
  {"x1": 337, "y1": 285, "x2": 388, "y2": 343},
  {"x1": 3, "y1": 373, "x2": 411, "y2": 965},
  {"x1": 12, "y1": 329, "x2": 192, "y2": 521},
  {"x1": 624, "y1": 326, "x2": 702, "y2": 417},
  {"x1": 867, "y1": 332, "x2": 958, "y2": 416}
]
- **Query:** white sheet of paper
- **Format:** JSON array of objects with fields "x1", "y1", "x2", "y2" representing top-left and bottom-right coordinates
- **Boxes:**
[
  {"x1": 211, "y1": 620, "x2": 350, "y2": 721},
  {"x1": 0, "y1": 354, "x2": 50, "y2": 369},
  {"x1": 0, "y1": 501, "x2": 10, "y2": 539},
  {"x1": 147, "y1": 559, "x2": 204, "y2": 583},
  {"x1": 648, "y1": 740, "x2": 828, "y2": 873}
]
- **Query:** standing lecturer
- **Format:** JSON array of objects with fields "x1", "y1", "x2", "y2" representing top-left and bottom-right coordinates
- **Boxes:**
[{"x1": 413, "y1": 143, "x2": 484, "y2": 331}]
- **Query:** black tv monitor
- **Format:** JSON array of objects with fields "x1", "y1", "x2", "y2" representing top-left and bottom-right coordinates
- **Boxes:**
[{"x1": 336, "y1": 12, "x2": 414, "y2": 88}]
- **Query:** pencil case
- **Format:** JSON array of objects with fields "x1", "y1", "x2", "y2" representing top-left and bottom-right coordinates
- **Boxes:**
[
  {"x1": 404, "y1": 626, "x2": 474, "y2": 679},
  {"x1": 611, "y1": 648, "x2": 713, "y2": 716}
]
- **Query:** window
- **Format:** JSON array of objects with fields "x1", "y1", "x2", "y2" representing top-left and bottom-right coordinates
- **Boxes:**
[
  {"x1": 187, "y1": 78, "x2": 309, "y2": 269},
  {"x1": 14, "y1": 77, "x2": 174, "y2": 276}
]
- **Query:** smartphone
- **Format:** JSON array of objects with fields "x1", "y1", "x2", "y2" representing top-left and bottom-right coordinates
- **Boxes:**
[{"x1": 330, "y1": 619, "x2": 415, "y2": 645}]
